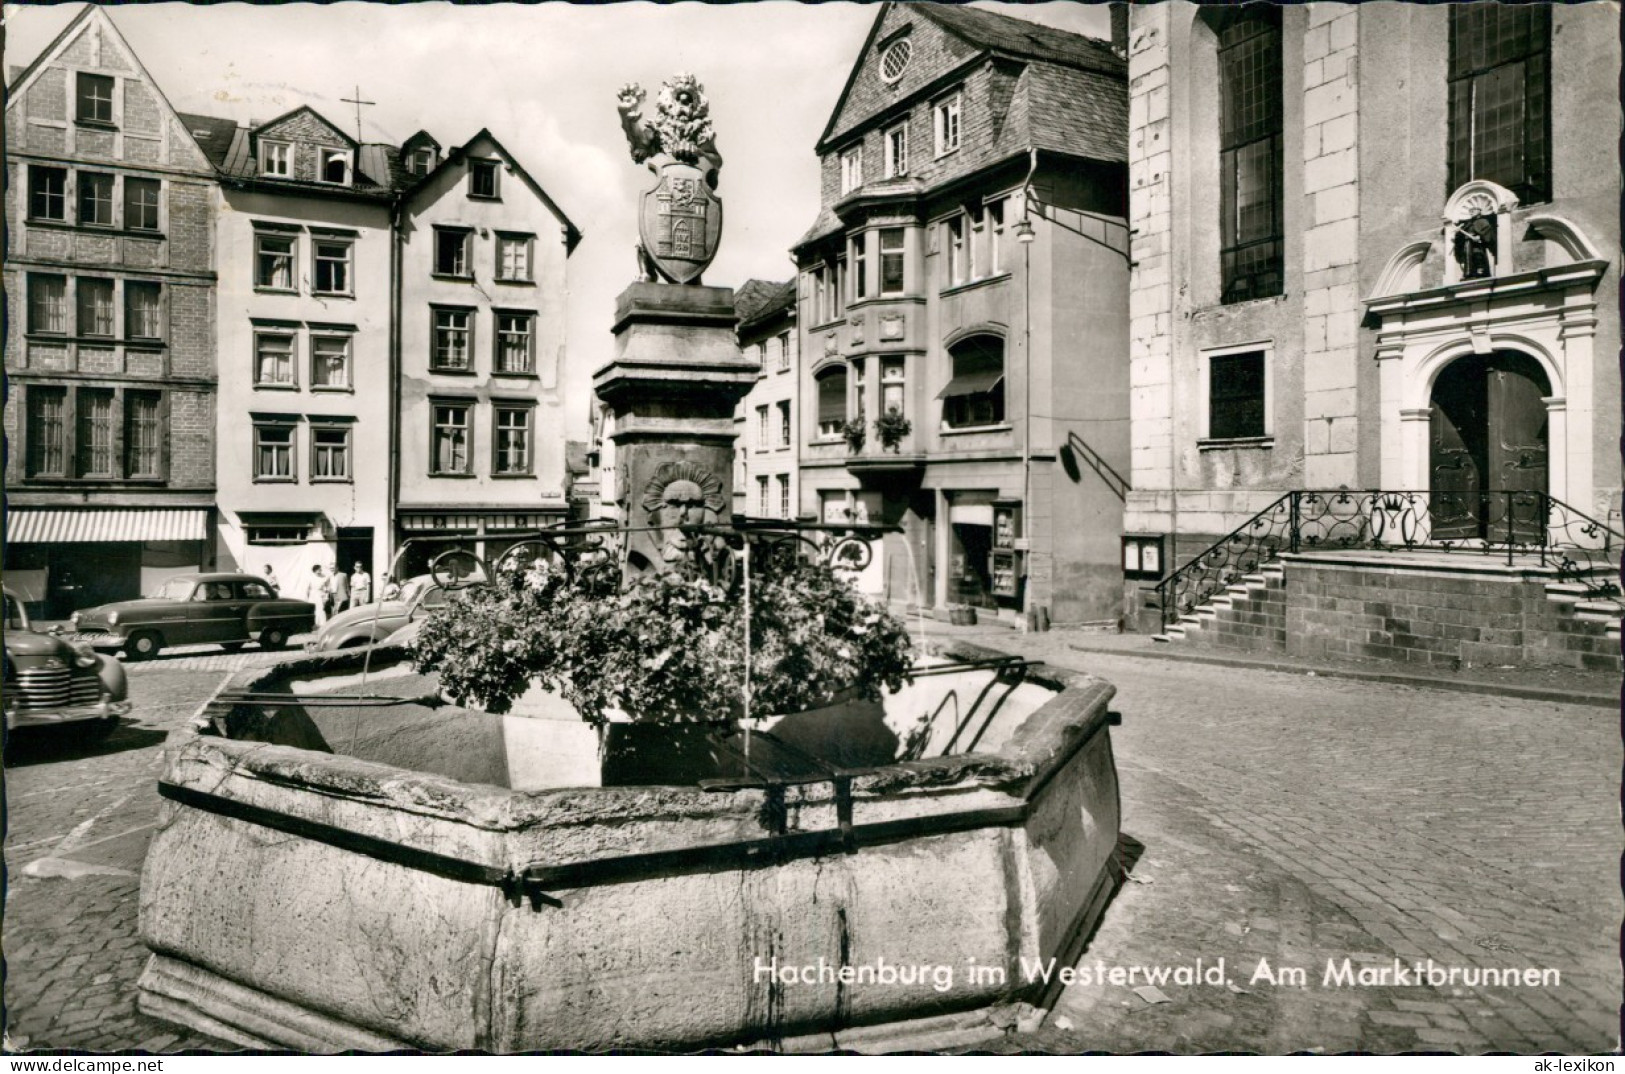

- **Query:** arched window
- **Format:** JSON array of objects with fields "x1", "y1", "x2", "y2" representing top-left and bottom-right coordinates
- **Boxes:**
[
  {"x1": 1448, "y1": 4, "x2": 1550, "y2": 206},
  {"x1": 816, "y1": 365, "x2": 849, "y2": 438},
  {"x1": 1215, "y1": 5, "x2": 1283, "y2": 304},
  {"x1": 939, "y1": 335, "x2": 1005, "y2": 429}
]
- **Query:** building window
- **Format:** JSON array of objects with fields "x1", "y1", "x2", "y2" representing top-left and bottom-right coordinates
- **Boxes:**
[
  {"x1": 840, "y1": 146, "x2": 864, "y2": 195},
  {"x1": 469, "y1": 159, "x2": 501, "y2": 199},
  {"x1": 318, "y1": 147, "x2": 351, "y2": 185},
  {"x1": 884, "y1": 124, "x2": 909, "y2": 178},
  {"x1": 933, "y1": 94, "x2": 961, "y2": 157},
  {"x1": 1205, "y1": 348, "x2": 1269, "y2": 441},
  {"x1": 945, "y1": 215, "x2": 967, "y2": 286},
  {"x1": 310, "y1": 335, "x2": 351, "y2": 389},
  {"x1": 78, "y1": 172, "x2": 114, "y2": 227},
  {"x1": 493, "y1": 406, "x2": 534, "y2": 475},
  {"x1": 987, "y1": 200, "x2": 1006, "y2": 276},
  {"x1": 880, "y1": 37, "x2": 913, "y2": 83},
  {"x1": 941, "y1": 335, "x2": 1006, "y2": 429},
  {"x1": 832, "y1": 259, "x2": 846, "y2": 319},
  {"x1": 253, "y1": 424, "x2": 296, "y2": 481},
  {"x1": 28, "y1": 274, "x2": 66, "y2": 334},
  {"x1": 816, "y1": 366, "x2": 848, "y2": 438},
  {"x1": 408, "y1": 147, "x2": 435, "y2": 176},
  {"x1": 1217, "y1": 7, "x2": 1284, "y2": 304},
  {"x1": 494, "y1": 311, "x2": 535, "y2": 374},
  {"x1": 778, "y1": 331, "x2": 792, "y2": 373},
  {"x1": 852, "y1": 234, "x2": 869, "y2": 300},
  {"x1": 261, "y1": 141, "x2": 292, "y2": 177},
  {"x1": 76, "y1": 390, "x2": 116, "y2": 477},
  {"x1": 76, "y1": 73, "x2": 114, "y2": 125},
  {"x1": 312, "y1": 238, "x2": 352, "y2": 295},
  {"x1": 28, "y1": 166, "x2": 66, "y2": 221},
  {"x1": 1448, "y1": 4, "x2": 1550, "y2": 205},
  {"x1": 124, "y1": 178, "x2": 160, "y2": 231},
  {"x1": 756, "y1": 405, "x2": 770, "y2": 450},
  {"x1": 757, "y1": 476, "x2": 771, "y2": 516},
  {"x1": 77, "y1": 277, "x2": 115, "y2": 337},
  {"x1": 496, "y1": 233, "x2": 533, "y2": 282},
  {"x1": 311, "y1": 425, "x2": 351, "y2": 481},
  {"x1": 879, "y1": 228, "x2": 906, "y2": 295},
  {"x1": 125, "y1": 392, "x2": 162, "y2": 478},
  {"x1": 434, "y1": 228, "x2": 472, "y2": 277},
  {"x1": 777, "y1": 401, "x2": 792, "y2": 448},
  {"x1": 125, "y1": 282, "x2": 162, "y2": 340},
  {"x1": 254, "y1": 331, "x2": 297, "y2": 387},
  {"x1": 255, "y1": 233, "x2": 296, "y2": 291},
  {"x1": 852, "y1": 358, "x2": 867, "y2": 424},
  {"x1": 778, "y1": 475, "x2": 791, "y2": 520},
  {"x1": 432, "y1": 308, "x2": 473, "y2": 371},
  {"x1": 431, "y1": 402, "x2": 472, "y2": 475},
  {"x1": 881, "y1": 356, "x2": 906, "y2": 416},
  {"x1": 27, "y1": 388, "x2": 67, "y2": 477},
  {"x1": 246, "y1": 525, "x2": 307, "y2": 545}
]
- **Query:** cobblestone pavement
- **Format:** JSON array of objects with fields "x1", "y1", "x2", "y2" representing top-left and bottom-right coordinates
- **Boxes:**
[
  {"x1": 955, "y1": 627, "x2": 1622, "y2": 1054},
  {"x1": 4, "y1": 635, "x2": 1618, "y2": 1054},
  {"x1": 3, "y1": 662, "x2": 246, "y2": 1053}
]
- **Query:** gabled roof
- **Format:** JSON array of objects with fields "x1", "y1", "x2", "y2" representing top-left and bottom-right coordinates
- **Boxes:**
[
  {"x1": 916, "y1": 4, "x2": 1123, "y2": 77},
  {"x1": 816, "y1": 1, "x2": 1122, "y2": 154},
  {"x1": 402, "y1": 129, "x2": 441, "y2": 151},
  {"x1": 403, "y1": 127, "x2": 582, "y2": 253},
  {"x1": 183, "y1": 109, "x2": 404, "y2": 200},
  {"x1": 251, "y1": 103, "x2": 357, "y2": 148},
  {"x1": 7, "y1": 6, "x2": 212, "y2": 173},
  {"x1": 734, "y1": 279, "x2": 795, "y2": 328}
]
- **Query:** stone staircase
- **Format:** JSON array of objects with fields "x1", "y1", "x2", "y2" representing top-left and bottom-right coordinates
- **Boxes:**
[{"x1": 1153, "y1": 553, "x2": 1620, "y2": 671}]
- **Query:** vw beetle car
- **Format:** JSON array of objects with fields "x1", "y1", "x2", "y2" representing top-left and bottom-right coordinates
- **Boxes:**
[
  {"x1": 70, "y1": 573, "x2": 316, "y2": 660},
  {"x1": 4, "y1": 588, "x2": 131, "y2": 734},
  {"x1": 305, "y1": 573, "x2": 474, "y2": 652}
]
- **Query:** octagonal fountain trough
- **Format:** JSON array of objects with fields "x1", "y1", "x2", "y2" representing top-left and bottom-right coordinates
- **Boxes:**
[{"x1": 136, "y1": 637, "x2": 1121, "y2": 1053}]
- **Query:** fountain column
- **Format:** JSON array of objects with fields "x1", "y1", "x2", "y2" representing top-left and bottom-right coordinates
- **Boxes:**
[
  {"x1": 594, "y1": 282, "x2": 756, "y2": 572},
  {"x1": 595, "y1": 75, "x2": 756, "y2": 574}
]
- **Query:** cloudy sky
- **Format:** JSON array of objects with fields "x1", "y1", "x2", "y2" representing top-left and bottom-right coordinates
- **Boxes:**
[{"x1": 5, "y1": 1, "x2": 1112, "y2": 437}]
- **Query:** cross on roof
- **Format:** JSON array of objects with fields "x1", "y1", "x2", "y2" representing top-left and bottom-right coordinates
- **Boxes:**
[{"x1": 340, "y1": 85, "x2": 376, "y2": 144}]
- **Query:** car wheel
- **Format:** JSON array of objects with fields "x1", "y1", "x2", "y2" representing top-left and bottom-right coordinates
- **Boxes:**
[
  {"x1": 221, "y1": 642, "x2": 247, "y2": 653},
  {"x1": 259, "y1": 626, "x2": 289, "y2": 651},
  {"x1": 125, "y1": 630, "x2": 162, "y2": 661}
]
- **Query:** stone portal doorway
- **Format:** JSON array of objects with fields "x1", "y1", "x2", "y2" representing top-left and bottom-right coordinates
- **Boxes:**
[{"x1": 1428, "y1": 351, "x2": 1550, "y2": 541}]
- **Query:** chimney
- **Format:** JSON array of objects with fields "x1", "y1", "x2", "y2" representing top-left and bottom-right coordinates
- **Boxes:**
[{"x1": 1110, "y1": 3, "x2": 1128, "y2": 59}]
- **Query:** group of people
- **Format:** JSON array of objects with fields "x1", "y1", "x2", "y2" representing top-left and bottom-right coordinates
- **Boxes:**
[{"x1": 264, "y1": 562, "x2": 375, "y2": 625}]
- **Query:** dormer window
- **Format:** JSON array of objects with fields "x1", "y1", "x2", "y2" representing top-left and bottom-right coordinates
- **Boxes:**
[
  {"x1": 409, "y1": 147, "x2": 436, "y2": 176},
  {"x1": 261, "y1": 141, "x2": 292, "y2": 177},
  {"x1": 318, "y1": 148, "x2": 351, "y2": 185},
  {"x1": 469, "y1": 159, "x2": 501, "y2": 199}
]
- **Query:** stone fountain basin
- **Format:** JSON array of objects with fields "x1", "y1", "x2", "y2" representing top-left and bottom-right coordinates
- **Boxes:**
[{"x1": 137, "y1": 643, "x2": 1121, "y2": 1053}]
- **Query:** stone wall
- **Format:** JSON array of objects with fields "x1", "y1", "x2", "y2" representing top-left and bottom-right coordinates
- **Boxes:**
[{"x1": 1177, "y1": 555, "x2": 1621, "y2": 673}]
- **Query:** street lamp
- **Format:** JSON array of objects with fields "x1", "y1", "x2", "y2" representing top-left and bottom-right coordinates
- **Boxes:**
[{"x1": 1014, "y1": 215, "x2": 1036, "y2": 244}]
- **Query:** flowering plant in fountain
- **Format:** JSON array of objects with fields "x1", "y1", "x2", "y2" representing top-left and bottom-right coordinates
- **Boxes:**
[{"x1": 409, "y1": 549, "x2": 913, "y2": 723}]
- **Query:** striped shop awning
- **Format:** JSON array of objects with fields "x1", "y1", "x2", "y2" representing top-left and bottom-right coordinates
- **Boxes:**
[{"x1": 6, "y1": 508, "x2": 210, "y2": 544}]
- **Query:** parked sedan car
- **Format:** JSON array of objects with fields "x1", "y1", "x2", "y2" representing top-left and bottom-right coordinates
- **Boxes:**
[
  {"x1": 4, "y1": 588, "x2": 131, "y2": 734},
  {"x1": 304, "y1": 573, "x2": 471, "y2": 653},
  {"x1": 70, "y1": 573, "x2": 316, "y2": 660}
]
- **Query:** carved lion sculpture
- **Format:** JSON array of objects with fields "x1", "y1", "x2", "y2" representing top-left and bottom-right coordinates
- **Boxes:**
[{"x1": 616, "y1": 74, "x2": 723, "y2": 189}]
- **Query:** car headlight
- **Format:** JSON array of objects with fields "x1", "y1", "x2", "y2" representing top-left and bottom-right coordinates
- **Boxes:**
[
  {"x1": 71, "y1": 611, "x2": 81, "y2": 626},
  {"x1": 107, "y1": 612, "x2": 120, "y2": 626},
  {"x1": 70, "y1": 642, "x2": 99, "y2": 669}
]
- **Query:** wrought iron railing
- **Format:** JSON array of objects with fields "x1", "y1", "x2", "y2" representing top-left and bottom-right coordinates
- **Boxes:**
[
  {"x1": 418, "y1": 516, "x2": 900, "y2": 599},
  {"x1": 1154, "y1": 490, "x2": 1622, "y2": 630}
]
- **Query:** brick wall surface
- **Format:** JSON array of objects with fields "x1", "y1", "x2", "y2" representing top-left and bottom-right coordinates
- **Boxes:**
[
  {"x1": 1182, "y1": 560, "x2": 1621, "y2": 672},
  {"x1": 167, "y1": 180, "x2": 214, "y2": 275},
  {"x1": 168, "y1": 389, "x2": 216, "y2": 487}
]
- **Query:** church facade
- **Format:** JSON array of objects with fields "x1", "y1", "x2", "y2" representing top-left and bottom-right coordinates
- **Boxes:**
[{"x1": 1123, "y1": 3, "x2": 1620, "y2": 625}]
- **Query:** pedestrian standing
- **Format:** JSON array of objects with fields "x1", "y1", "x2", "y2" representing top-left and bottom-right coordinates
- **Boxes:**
[
  {"x1": 350, "y1": 563, "x2": 372, "y2": 607},
  {"x1": 263, "y1": 565, "x2": 280, "y2": 595},
  {"x1": 304, "y1": 564, "x2": 328, "y2": 626},
  {"x1": 327, "y1": 566, "x2": 351, "y2": 615}
]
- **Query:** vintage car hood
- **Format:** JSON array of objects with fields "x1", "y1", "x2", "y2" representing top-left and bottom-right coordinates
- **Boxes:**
[
  {"x1": 3, "y1": 630, "x2": 76, "y2": 659},
  {"x1": 77, "y1": 598, "x2": 182, "y2": 622},
  {"x1": 321, "y1": 601, "x2": 411, "y2": 634}
]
